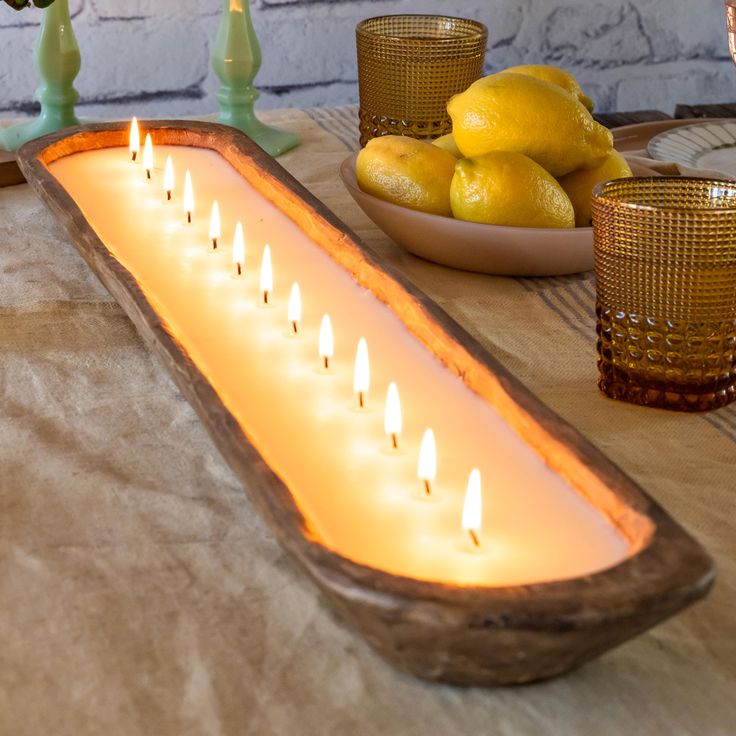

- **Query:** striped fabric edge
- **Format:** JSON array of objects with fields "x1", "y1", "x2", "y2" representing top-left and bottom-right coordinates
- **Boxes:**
[
  {"x1": 702, "y1": 407, "x2": 736, "y2": 441},
  {"x1": 517, "y1": 275, "x2": 597, "y2": 339},
  {"x1": 303, "y1": 104, "x2": 359, "y2": 151}
]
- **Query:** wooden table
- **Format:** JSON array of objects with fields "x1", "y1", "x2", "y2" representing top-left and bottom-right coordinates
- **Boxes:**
[{"x1": 0, "y1": 107, "x2": 734, "y2": 736}]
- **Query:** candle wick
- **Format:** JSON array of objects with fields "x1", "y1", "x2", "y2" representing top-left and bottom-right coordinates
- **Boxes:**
[
  {"x1": 146, "y1": 169, "x2": 151, "y2": 180},
  {"x1": 323, "y1": 356, "x2": 329, "y2": 370},
  {"x1": 391, "y1": 433, "x2": 398, "y2": 450},
  {"x1": 358, "y1": 391, "x2": 364, "y2": 409},
  {"x1": 263, "y1": 291, "x2": 269, "y2": 305},
  {"x1": 167, "y1": 191, "x2": 171, "y2": 201},
  {"x1": 291, "y1": 321, "x2": 298, "y2": 334},
  {"x1": 212, "y1": 238, "x2": 217, "y2": 251},
  {"x1": 131, "y1": 152, "x2": 137, "y2": 163},
  {"x1": 423, "y1": 479, "x2": 431, "y2": 496},
  {"x1": 237, "y1": 262, "x2": 242, "y2": 276},
  {"x1": 187, "y1": 211, "x2": 192, "y2": 224},
  {"x1": 469, "y1": 529, "x2": 480, "y2": 548}
]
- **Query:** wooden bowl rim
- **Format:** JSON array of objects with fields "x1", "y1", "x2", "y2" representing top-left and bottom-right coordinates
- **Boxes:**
[{"x1": 17, "y1": 120, "x2": 714, "y2": 627}]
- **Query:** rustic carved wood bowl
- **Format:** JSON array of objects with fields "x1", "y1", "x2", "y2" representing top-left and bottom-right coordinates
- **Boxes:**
[{"x1": 16, "y1": 121, "x2": 714, "y2": 686}]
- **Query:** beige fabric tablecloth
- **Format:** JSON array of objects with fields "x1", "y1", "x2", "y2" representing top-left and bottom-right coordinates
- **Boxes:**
[{"x1": 0, "y1": 107, "x2": 734, "y2": 736}]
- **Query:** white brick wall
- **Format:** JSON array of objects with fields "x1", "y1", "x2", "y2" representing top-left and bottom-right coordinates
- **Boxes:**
[{"x1": 0, "y1": 0, "x2": 732, "y2": 118}]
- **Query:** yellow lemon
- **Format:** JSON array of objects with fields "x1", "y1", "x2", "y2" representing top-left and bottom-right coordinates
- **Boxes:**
[
  {"x1": 432, "y1": 133, "x2": 463, "y2": 158},
  {"x1": 504, "y1": 64, "x2": 594, "y2": 111},
  {"x1": 558, "y1": 150, "x2": 633, "y2": 227},
  {"x1": 447, "y1": 72, "x2": 613, "y2": 177},
  {"x1": 356, "y1": 135, "x2": 456, "y2": 217},
  {"x1": 450, "y1": 151, "x2": 575, "y2": 228}
]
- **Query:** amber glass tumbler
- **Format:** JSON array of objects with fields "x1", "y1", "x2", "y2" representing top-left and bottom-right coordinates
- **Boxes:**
[
  {"x1": 726, "y1": 0, "x2": 736, "y2": 64},
  {"x1": 592, "y1": 177, "x2": 736, "y2": 411},
  {"x1": 356, "y1": 15, "x2": 487, "y2": 147}
]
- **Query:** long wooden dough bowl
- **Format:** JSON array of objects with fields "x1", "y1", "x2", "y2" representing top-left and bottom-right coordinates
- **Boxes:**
[{"x1": 17, "y1": 121, "x2": 714, "y2": 686}]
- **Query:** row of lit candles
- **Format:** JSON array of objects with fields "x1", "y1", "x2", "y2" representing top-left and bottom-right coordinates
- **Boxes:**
[{"x1": 129, "y1": 119, "x2": 484, "y2": 549}]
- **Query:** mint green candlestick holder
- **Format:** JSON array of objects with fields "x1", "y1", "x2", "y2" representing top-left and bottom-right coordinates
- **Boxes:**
[
  {"x1": 0, "y1": 0, "x2": 81, "y2": 152},
  {"x1": 212, "y1": 0, "x2": 299, "y2": 157}
]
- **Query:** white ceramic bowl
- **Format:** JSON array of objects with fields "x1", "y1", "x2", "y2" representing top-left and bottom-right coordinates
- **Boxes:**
[{"x1": 339, "y1": 153, "x2": 594, "y2": 276}]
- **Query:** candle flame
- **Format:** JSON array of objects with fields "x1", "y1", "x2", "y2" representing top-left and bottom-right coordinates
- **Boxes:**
[
  {"x1": 319, "y1": 314, "x2": 333, "y2": 368},
  {"x1": 353, "y1": 337, "x2": 369, "y2": 407},
  {"x1": 183, "y1": 170, "x2": 194, "y2": 222},
  {"x1": 418, "y1": 429, "x2": 436, "y2": 493},
  {"x1": 288, "y1": 282, "x2": 301, "y2": 333},
  {"x1": 143, "y1": 133, "x2": 153, "y2": 178},
  {"x1": 462, "y1": 469, "x2": 482, "y2": 545},
  {"x1": 232, "y1": 221, "x2": 245, "y2": 274},
  {"x1": 129, "y1": 117, "x2": 140, "y2": 161},
  {"x1": 384, "y1": 382, "x2": 402, "y2": 447},
  {"x1": 209, "y1": 201, "x2": 220, "y2": 247},
  {"x1": 260, "y1": 244, "x2": 273, "y2": 302},
  {"x1": 163, "y1": 155, "x2": 174, "y2": 198}
]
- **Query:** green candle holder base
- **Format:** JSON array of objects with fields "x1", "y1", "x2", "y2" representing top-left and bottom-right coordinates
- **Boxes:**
[
  {"x1": 0, "y1": 111, "x2": 80, "y2": 153},
  {"x1": 216, "y1": 107, "x2": 299, "y2": 158}
]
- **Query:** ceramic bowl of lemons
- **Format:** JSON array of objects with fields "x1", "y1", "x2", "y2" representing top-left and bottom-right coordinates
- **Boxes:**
[
  {"x1": 340, "y1": 66, "x2": 634, "y2": 276},
  {"x1": 340, "y1": 154, "x2": 593, "y2": 276}
]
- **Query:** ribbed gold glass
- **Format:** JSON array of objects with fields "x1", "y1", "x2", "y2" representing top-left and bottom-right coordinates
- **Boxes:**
[
  {"x1": 356, "y1": 15, "x2": 487, "y2": 147},
  {"x1": 592, "y1": 177, "x2": 736, "y2": 411}
]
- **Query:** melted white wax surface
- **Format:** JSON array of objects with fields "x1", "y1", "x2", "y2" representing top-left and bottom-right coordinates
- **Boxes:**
[{"x1": 50, "y1": 146, "x2": 629, "y2": 586}]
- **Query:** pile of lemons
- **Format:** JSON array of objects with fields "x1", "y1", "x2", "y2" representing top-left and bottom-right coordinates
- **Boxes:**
[{"x1": 355, "y1": 65, "x2": 632, "y2": 229}]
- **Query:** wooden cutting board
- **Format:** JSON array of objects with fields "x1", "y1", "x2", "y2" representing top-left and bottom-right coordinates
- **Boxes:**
[{"x1": 0, "y1": 150, "x2": 24, "y2": 187}]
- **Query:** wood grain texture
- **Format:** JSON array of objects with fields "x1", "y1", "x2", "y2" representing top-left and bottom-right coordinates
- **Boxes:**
[
  {"x1": 16, "y1": 121, "x2": 715, "y2": 686},
  {"x1": 675, "y1": 103, "x2": 736, "y2": 120},
  {"x1": 0, "y1": 149, "x2": 24, "y2": 187},
  {"x1": 595, "y1": 110, "x2": 672, "y2": 129}
]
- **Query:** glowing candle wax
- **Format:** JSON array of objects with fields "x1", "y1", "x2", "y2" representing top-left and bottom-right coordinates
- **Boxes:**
[
  {"x1": 209, "y1": 201, "x2": 220, "y2": 250},
  {"x1": 48, "y1": 143, "x2": 629, "y2": 586},
  {"x1": 463, "y1": 469, "x2": 483, "y2": 548},
  {"x1": 353, "y1": 337, "x2": 369, "y2": 409},
  {"x1": 288, "y1": 282, "x2": 301, "y2": 335},
  {"x1": 232, "y1": 221, "x2": 245, "y2": 276},
  {"x1": 183, "y1": 169, "x2": 194, "y2": 223},
  {"x1": 384, "y1": 382, "x2": 402, "y2": 450}
]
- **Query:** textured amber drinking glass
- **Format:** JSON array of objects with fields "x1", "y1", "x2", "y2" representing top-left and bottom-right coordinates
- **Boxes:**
[
  {"x1": 726, "y1": 0, "x2": 736, "y2": 64},
  {"x1": 592, "y1": 178, "x2": 736, "y2": 411},
  {"x1": 356, "y1": 15, "x2": 487, "y2": 147}
]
